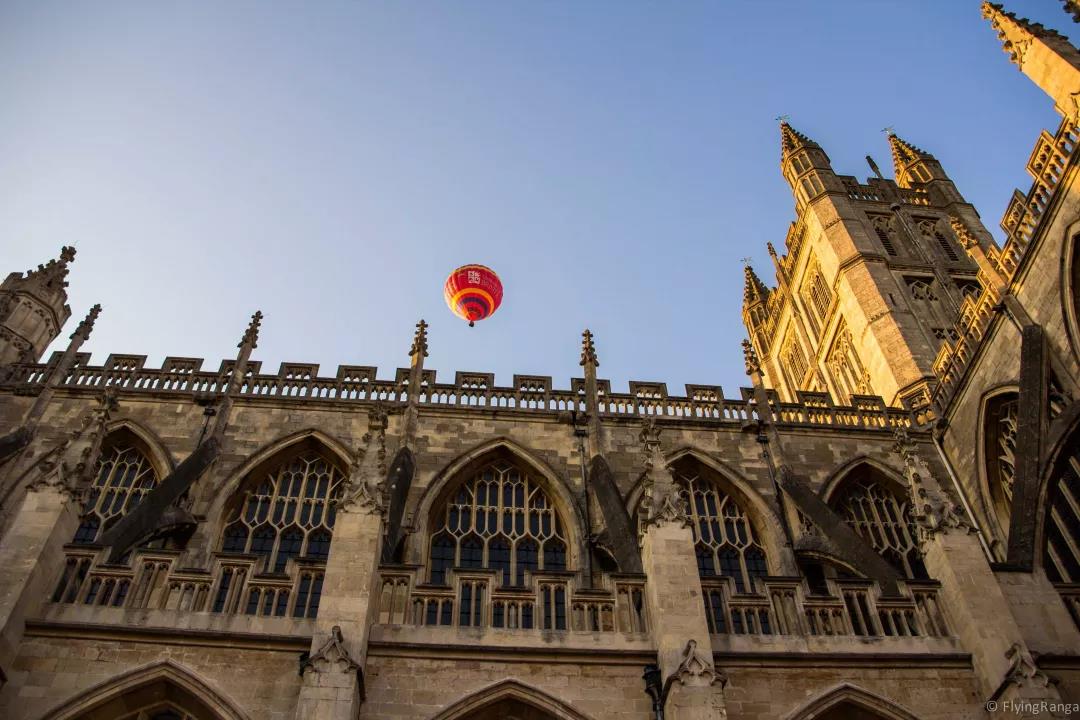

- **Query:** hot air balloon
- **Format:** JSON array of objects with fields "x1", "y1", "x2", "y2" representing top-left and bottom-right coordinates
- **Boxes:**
[{"x1": 444, "y1": 264, "x2": 503, "y2": 327}]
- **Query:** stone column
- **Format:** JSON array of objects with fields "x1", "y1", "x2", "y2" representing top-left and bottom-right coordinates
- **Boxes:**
[
  {"x1": 295, "y1": 408, "x2": 389, "y2": 720},
  {"x1": 0, "y1": 391, "x2": 114, "y2": 679},
  {"x1": 894, "y1": 430, "x2": 1070, "y2": 717},
  {"x1": 637, "y1": 421, "x2": 725, "y2": 720}
]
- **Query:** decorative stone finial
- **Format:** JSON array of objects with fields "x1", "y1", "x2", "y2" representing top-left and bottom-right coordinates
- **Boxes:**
[
  {"x1": 580, "y1": 329, "x2": 599, "y2": 367},
  {"x1": 410, "y1": 319, "x2": 429, "y2": 358},
  {"x1": 239, "y1": 311, "x2": 263, "y2": 350},
  {"x1": 60, "y1": 246, "x2": 76, "y2": 263},
  {"x1": 742, "y1": 339, "x2": 761, "y2": 376},
  {"x1": 70, "y1": 304, "x2": 101, "y2": 341},
  {"x1": 676, "y1": 639, "x2": 723, "y2": 687},
  {"x1": 742, "y1": 264, "x2": 769, "y2": 306},
  {"x1": 766, "y1": 242, "x2": 778, "y2": 258},
  {"x1": 300, "y1": 625, "x2": 360, "y2": 676}
]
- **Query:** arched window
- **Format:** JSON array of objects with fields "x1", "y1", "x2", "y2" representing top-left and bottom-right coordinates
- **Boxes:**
[
  {"x1": 72, "y1": 434, "x2": 161, "y2": 544},
  {"x1": 671, "y1": 460, "x2": 768, "y2": 594},
  {"x1": 1044, "y1": 431, "x2": 1080, "y2": 583},
  {"x1": 428, "y1": 460, "x2": 567, "y2": 586},
  {"x1": 832, "y1": 468, "x2": 928, "y2": 579},
  {"x1": 827, "y1": 320, "x2": 871, "y2": 404},
  {"x1": 983, "y1": 393, "x2": 1019, "y2": 534},
  {"x1": 219, "y1": 450, "x2": 345, "y2": 575}
]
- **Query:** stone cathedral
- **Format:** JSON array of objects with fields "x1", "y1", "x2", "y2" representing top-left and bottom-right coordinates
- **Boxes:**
[{"x1": 1, "y1": 4, "x2": 1080, "y2": 719}]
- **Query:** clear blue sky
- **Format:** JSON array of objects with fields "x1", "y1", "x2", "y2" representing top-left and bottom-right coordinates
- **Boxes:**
[{"x1": 0, "y1": 1, "x2": 1067, "y2": 396}]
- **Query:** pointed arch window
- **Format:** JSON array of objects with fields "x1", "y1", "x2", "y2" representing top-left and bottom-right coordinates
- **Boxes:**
[
  {"x1": 72, "y1": 436, "x2": 160, "y2": 544},
  {"x1": 827, "y1": 320, "x2": 870, "y2": 404},
  {"x1": 832, "y1": 469, "x2": 928, "y2": 579},
  {"x1": 671, "y1": 460, "x2": 768, "y2": 594},
  {"x1": 984, "y1": 394, "x2": 1019, "y2": 535},
  {"x1": 428, "y1": 460, "x2": 567, "y2": 587},
  {"x1": 802, "y1": 259, "x2": 832, "y2": 321},
  {"x1": 218, "y1": 450, "x2": 345, "y2": 575},
  {"x1": 1044, "y1": 439, "x2": 1080, "y2": 584}
]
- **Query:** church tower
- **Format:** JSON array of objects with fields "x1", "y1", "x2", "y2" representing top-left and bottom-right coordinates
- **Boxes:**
[
  {"x1": 0, "y1": 247, "x2": 75, "y2": 366},
  {"x1": 743, "y1": 122, "x2": 994, "y2": 409}
]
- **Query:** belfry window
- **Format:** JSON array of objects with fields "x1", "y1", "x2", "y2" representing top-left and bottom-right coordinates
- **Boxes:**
[
  {"x1": 672, "y1": 461, "x2": 768, "y2": 594},
  {"x1": 219, "y1": 451, "x2": 345, "y2": 575},
  {"x1": 73, "y1": 436, "x2": 160, "y2": 544},
  {"x1": 428, "y1": 460, "x2": 567, "y2": 587},
  {"x1": 832, "y1": 469, "x2": 928, "y2": 579}
]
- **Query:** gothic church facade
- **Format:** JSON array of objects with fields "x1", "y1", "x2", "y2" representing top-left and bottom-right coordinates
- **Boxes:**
[{"x1": 0, "y1": 4, "x2": 1079, "y2": 719}]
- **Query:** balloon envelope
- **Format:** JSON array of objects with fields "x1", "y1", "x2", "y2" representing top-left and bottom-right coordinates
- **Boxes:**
[{"x1": 444, "y1": 264, "x2": 503, "y2": 326}]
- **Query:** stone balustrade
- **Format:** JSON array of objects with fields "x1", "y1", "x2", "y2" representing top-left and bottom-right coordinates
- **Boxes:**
[
  {"x1": 702, "y1": 576, "x2": 950, "y2": 640},
  {"x1": 374, "y1": 566, "x2": 649, "y2": 635},
  {"x1": 2, "y1": 355, "x2": 914, "y2": 430}
]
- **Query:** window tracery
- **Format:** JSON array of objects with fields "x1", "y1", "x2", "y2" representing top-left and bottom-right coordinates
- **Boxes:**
[
  {"x1": 832, "y1": 471, "x2": 928, "y2": 579},
  {"x1": 905, "y1": 277, "x2": 937, "y2": 302},
  {"x1": 870, "y1": 216, "x2": 899, "y2": 256},
  {"x1": 671, "y1": 463, "x2": 768, "y2": 594},
  {"x1": 428, "y1": 460, "x2": 567, "y2": 586},
  {"x1": 802, "y1": 260, "x2": 832, "y2": 321},
  {"x1": 73, "y1": 439, "x2": 160, "y2": 544},
  {"x1": 219, "y1": 451, "x2": 344, "y2": 575}
]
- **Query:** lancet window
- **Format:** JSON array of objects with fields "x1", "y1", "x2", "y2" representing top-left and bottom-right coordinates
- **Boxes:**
[
  {"x1": 826, "y1": 321, "x2": 870, "y2": 404},
  {"x1": 781, "y1": 332, "x2": 809, "y2": 388},
  {"x1": 72, "y1": 435, "x2": 160, "y2": 544},
  {"x1": 219, "y1": 451, "x2": 345, "y2": 575},
  {"x1": 832, "y1": 469, "x2": 928, "y2": 579},
  {"x1": 672, "y1": 461, "x2": 768, "y2": 594},
  {"x1": 802, "y1": 260, "x2": 832, "y2": 320},
  {"x1": 428, "y1": 460, "x2": 568, "y2": 587}
]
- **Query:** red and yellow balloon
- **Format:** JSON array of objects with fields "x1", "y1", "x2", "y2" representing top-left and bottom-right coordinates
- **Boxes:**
[{"x1": 444, "y1": 264, "x2": 503, "y2": 327}]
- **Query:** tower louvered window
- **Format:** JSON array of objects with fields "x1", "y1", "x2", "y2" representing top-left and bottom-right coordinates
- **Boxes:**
[
  {"x1": 429, "y1": 461, "x2": 567, "y2": 587},
  {"x1": 833, "y1": 471, "x2": 928, "y2": 579},
  {"x1": 871, "y1": 216, "x2": 898, "y2": 256},
  {"x1": 220, "y1": 451, "x2": 344, "y2": 575},
  {"x1": 918, "y1": 219, "x2": 961, "y2": 262},
  {"x1": 73, "y1": 439, "x2": 160, "y2": 544}
]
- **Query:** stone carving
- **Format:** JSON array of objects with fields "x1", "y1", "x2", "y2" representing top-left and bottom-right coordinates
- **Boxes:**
[
  {"x1": 638, "y1": 419, "x2": 689, "y2": 533},
  {"x1": 341, "y1": 405, "x2": 389, "y2": 515},
  {"x1": 580, "y1": 329, "x2": 598, "y2": 367},
  {"x1": 675, "y1": 639, "x2": 725, "y2": 687},
  {"x1": 410, "y1": 319, "x2": 429, "y2": 358},
  {"x1": 27, "y1": 389, "x2": 118, "y2": 499},
  {"x1": 893, "y1": 427, "x2": 972, "y2": 547},
  {"x1": 301, "y1": 625, "x2": 361, "y2": 676},
  {"x1": 1002, "y1": 643, "x2": 1058, "y2": 692},
  {"x1": 741, "y1": 339, "x2": 760, "y2": 376}
]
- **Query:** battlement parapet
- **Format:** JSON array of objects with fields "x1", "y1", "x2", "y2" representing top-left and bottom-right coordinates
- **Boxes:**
[{"x1": 2, "y1": 352, "x2": 913, "y2": 432}]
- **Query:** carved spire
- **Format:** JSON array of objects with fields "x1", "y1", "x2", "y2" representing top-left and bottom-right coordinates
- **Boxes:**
[
  {"x1": 779, "y1": 121, "x2": 820, "y2": 159},
  {"x1": 580, "y1": 329, "x2": 599, "y2": 367},
  {"x1": 886, "y1": 131, "x2": 949, "y2": 188},
  {"x1": 983, "y1": 2, "x2": 1080, "y2": 121},
  {"x1": 742, "y1": 265, "x2": 769, "y2": 307},
  {"x1": 410, "y1": 319, "x2": 429, "y2": 359},
  {"x1": 742, "y1": 339, "x2": 761, "y2": 377},
  {"x1": 887, "y1": 132, "x2": 930, "y2": 175},
  {"x1": 71, "y1": 303, "x2": 101, "y2": 342},
  {"x1": 24, "y1": 246, "x2": 76, "y2": 292},
  {"x1": 949, "y1": 216, "x2": 1008, "y2": 291},
  {"x1": 239, "y1": 310, "x2": 262, "y2": 350},
  {"x1": 1065, "y1": 0, "x2": 1080, "y2": 24}
]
